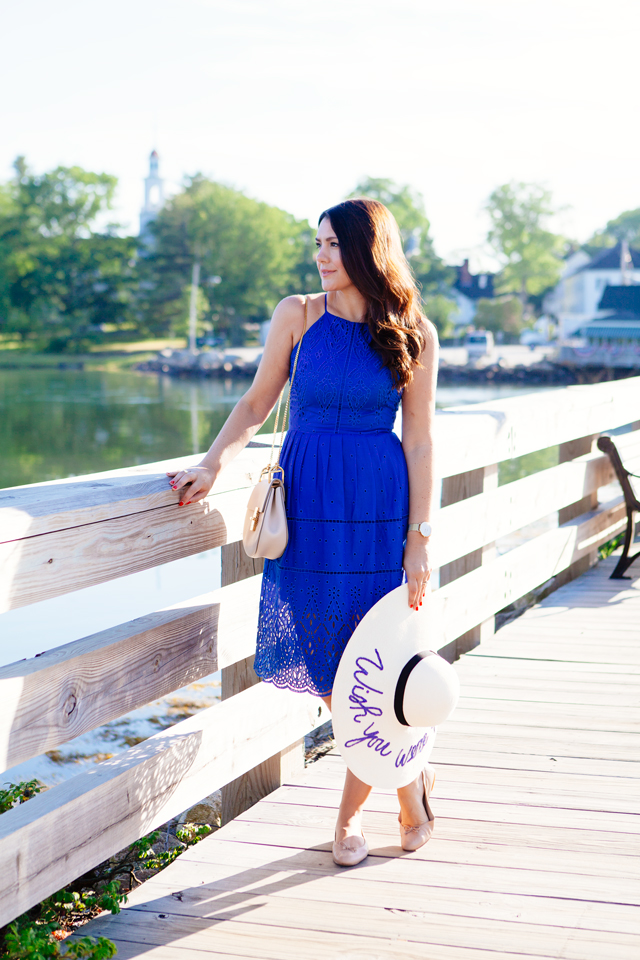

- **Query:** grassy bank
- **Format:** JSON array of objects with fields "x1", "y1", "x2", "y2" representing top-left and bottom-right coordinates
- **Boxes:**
[{"x1": 0, "y1": 340, "x2": 187, "y2": 373}]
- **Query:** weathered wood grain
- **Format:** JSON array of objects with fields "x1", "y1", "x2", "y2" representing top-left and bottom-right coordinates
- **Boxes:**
[
  {"x1": 106, "y1": 851, "x2": 640, "y2": 931},
  {"x1": 432, "y1": 375, "x2": 640, "y2": 476},
  {"x1": 73, "y1": 557, "x2": 640, "y2": 960},
  {"x1": 0, "y1": 681, "x2": 328, "y2": 927},
  {"x1": 434, "y1": 495, "x2": 627, "y2": 646},
  {"x1": 0, "y1": 573, "x2": 266, "y2": 773},
  {"x1": 0, "y1": 448, "x2": 270, "y2": 542},
  {"x1": 79, "y1": 893, "x2": 640, "y2": 960},
  {"x1": 79, "y1": 909, "x2": 569, "y2": 960},
  {"x1": 0, "y1": 494, "x2": 627, "y2": 771},
  {"x1": 3, "y1": 382, "x2": 638, "y2": 545},
  {"x1": 2, "y1": 403, "x2": 638, "y2": 616},
  {"x1": 434, "y1": 445, "x2": 618, "y2": 567},
  {"x1": 0, "y1": 485, "x2": 252, "y2": 613}
]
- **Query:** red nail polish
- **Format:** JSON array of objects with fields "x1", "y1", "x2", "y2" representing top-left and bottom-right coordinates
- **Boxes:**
[{"x1": 179, "y1": 501, "x2": 184, "y2": 506}]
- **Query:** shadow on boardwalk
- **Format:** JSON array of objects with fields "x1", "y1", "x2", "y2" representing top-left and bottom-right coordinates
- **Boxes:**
[{"x1": 81, "y1": 556, "x2": 640, "y2": 959}]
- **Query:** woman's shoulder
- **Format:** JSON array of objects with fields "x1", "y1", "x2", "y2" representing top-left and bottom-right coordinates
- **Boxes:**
[
  {"x1": 272, "y1": 293, "x2": 325, "y2": 332},
  {"x1": 274, "y1": 292, "x2": 324, "y2": 314},
  {"x1": 418, "y1": 316, "x2": 438, "y2": 343}
]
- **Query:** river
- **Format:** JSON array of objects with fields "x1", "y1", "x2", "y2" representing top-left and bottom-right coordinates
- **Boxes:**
[{"x1": 0, "y1": 368, "x2": 553, "y2": 788}]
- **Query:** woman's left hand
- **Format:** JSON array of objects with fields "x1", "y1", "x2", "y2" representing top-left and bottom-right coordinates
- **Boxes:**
[{"x1": 403, "y1": 533, "x2": 433, "y2": 611}]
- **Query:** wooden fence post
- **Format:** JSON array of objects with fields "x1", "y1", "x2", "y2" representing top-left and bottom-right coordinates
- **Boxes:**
[
  {"x1": 439, "y1": 463, "x2": 498, "y2": 661},
  {"x1": 555, "y1": 434, "x2": 600, "y2": 587},
  {"x1": 220, "y1": 542, "x2": 304, "y2": 825}
]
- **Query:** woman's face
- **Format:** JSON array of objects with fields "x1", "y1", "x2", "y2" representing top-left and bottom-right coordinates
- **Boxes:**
[{"x1": 315, "y1": 217, "x2": 352, "y2": 291}]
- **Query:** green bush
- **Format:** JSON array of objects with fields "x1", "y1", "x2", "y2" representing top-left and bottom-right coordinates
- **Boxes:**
[
  {"x1": 3, "y1": 921, "x2": 116, "y2": 959},
  {"x1": 598, "y1": 533, "x2": 626, "y2": 560},
  {"x1": 0, "y1": 779, "x2": 42, "y2": 813},
  {"x1": 0, "y1": 780, "x2": 214, "y2": 958}
]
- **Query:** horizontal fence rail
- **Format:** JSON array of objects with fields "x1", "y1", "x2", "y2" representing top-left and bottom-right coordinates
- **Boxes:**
[{"x1": 0, "y1": 377, "x2": 639, "y2": 928}]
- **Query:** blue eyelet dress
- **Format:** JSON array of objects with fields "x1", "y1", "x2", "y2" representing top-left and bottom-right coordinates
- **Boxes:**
[{"x1": 253, "y1": 297, "x2": 409, "y2": 697}]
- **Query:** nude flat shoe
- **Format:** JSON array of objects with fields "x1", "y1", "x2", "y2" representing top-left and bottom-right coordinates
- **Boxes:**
[
  {"x1": 398, "y1": 765, "x2": 436, "y2": 852},
  {"x1": 332, "y1": 832, "x2": 369, "y2": 867}
]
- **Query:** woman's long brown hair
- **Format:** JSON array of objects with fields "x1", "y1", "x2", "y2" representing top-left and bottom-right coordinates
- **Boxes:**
[{"x1": 318, "y1": 198, "x2": 428, "y2": 389}]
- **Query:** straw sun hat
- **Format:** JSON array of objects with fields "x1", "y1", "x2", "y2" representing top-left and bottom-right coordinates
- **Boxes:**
[{"x1": 332, "y1": 584, "x2": 460, "y2": 789}]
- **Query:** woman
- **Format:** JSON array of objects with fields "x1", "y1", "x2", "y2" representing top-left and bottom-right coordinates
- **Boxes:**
[{"x1": 168, "y1": 198, "x2": 438, "y2": 866}]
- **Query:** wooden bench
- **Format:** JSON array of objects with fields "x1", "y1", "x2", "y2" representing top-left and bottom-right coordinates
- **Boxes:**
[{"x1": 597, "y1": 434, "x2": 640, "y2": 578}]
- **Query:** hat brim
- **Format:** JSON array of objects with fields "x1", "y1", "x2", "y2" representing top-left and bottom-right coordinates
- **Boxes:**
[{"x1": 331, "y1": 584, "x2": 444, "y2": 788}]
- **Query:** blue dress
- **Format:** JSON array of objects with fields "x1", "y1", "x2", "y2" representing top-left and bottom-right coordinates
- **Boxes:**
[{"x1": 254, "y1": 299, "x2": 409, "y2": 697}]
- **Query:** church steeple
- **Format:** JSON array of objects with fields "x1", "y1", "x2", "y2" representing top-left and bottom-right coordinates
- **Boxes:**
[{"x1": 140, "y1": 149, "x2": 164, "y2": 238}]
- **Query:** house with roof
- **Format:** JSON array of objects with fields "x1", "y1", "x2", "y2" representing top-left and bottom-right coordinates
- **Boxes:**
[
  {"x1": 544, "y1": 242, "x2": 640, "y2": 338},
  {"x1": 450, "y1": 259, "x2": 495, "y2": 327},
  {"x1": 559, "y1": 283, "x2": 640, "y2": 368}
]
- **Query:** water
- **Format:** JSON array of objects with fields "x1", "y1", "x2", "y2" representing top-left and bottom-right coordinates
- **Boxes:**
[
  {"x1": 0, "y1": 368, "x2": 550, "y2": 788},
  {"x1": 0, "y1": 368, "x2": 548, "y2": 490}
]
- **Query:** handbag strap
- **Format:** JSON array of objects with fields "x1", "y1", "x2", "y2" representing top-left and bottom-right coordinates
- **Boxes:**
[{"x1": 269, "y1": 296, "x2": 308, "y2": 473}]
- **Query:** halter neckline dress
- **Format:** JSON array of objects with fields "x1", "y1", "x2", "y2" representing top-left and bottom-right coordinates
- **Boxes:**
[{"x1": 254, "y1": 295, "x2": 409, "y2": 697}]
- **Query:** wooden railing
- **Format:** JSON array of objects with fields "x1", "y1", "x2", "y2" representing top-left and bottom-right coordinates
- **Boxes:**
[{"x1": 1, "y1": 376, "x2": 640, "y2": 927}]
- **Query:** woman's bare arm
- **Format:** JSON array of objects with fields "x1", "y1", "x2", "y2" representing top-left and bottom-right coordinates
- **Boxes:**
[
  {"x1": 168, "y1": 296, "x2": 305, "y2": 503},
  {"x1": 401, "y1": 321, "x2": 439, "y2": 609}
]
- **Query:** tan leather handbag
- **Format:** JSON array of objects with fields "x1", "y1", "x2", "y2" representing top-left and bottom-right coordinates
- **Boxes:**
[{"x1": 243, "y1": 298, "x2": 308, "y2": 560}]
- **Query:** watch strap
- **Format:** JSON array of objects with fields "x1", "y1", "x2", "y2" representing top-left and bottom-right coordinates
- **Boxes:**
[{"x1": 408, "y1": 521, "x2": 432, "y2": 537}]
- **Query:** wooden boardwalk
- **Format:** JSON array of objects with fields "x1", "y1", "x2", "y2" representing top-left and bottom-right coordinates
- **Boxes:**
[{"x1": 83, "y1": 556, "x2": 640, "y2": 959}]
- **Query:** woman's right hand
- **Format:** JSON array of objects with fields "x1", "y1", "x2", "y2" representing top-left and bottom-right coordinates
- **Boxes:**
[{"x1": 166, "y1": 465, "x2": 215, "y2": 505}]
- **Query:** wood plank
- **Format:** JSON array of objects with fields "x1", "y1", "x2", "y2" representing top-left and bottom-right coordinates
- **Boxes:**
[
  {"x1": 78, "y1": 557, "x2": 640, "y2": 958},
  {"x1": 230, "y1": 800, "x2": 640, "y2": 875},
  {"x1": 0, "y1": 485, "x2": 254, "y2": 613},
  {"x1": 328, "y1": 747, "x2": 640, "y2": 779},
  {"x1": 12, "y1": 429, "x2": 640, "y2": 957},
  {"x1": 79, "y1": 893, "x2": 640, "y2": 960},
  {"x1": 466, "y1": 643, "x2": 640, "y2": 664},
  {"x1": 449, "y1": 705, "x2": 640, "y2": 731},
  {"x1": 434, "y1": 448, "x2": 614, "y2": 567},
  {"x1": 434, "y1": 377, "x2": 640, "y2": 477},
  {"x1": 107, "y1": 853, "x2": 640, "y2": 934},
  {"x1": 213, "y1": 828, "x2": 640, "y2": 903},
  {"x1": 180, "y1": 829, "x2": 636, "y2": 885},
  {"x1": 0, "y1": 575, "x2": 263, "y2": 772},
  {"x1": 433, "y1": 496, "x2": 627, "y2": 647},
  {"x1": 453, "y1": 658, "x2": 640, "y2": 680},
  {"x1": 456, "y1": 683, "x2": 640, "y2": 705},
  {"x1": 0, "y1": 448, "x2": 269, "y2": 542},
  {"x1": 0, "y1": 681, "x2": 328, "y2": 927},
  {"x1": 263, "y1": 781, "x2": 640, "y2": 834},
  {"x1": 79, "y1": 909, "x2": 572, "y2": 960},
  {"x1": 281, "y1": 772, "x2": 640, "y2": 816},
  {"x1": 287, "y1": 758, "x2": 640, "y2": 812},
  {"x1": 2, "y1": 390, "x2": 639, "y2": 614},
  {"x1": 9, "y1": 462, "x2": 630, "y2": 775},
  {"x1": 433, "y1": 731, "x2": 638, "y2": 762},
  {"x1": 3, "y1": 384, "x2": 638, "y2": 543}
]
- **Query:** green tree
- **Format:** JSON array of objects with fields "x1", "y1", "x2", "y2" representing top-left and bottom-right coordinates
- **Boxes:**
[
  {"x1": 586, "y1": 207, "x2": 640, "y2": 251},
  {"x1": 486, "y1": 182, "x2": 564, "y2": 306},
  {"x1": 140, "y1": 176, "x2": 312, "y2": 343},
  {"x1": 347, "y1": 177, "x2": 452, "y2": 295},
  {"x1": 422, "y1": 293, "x2": 457, "y2": 338},
  {"x1": 0, "y1": 157, "x2": 137, "y2": 350},
  {"x1": 473, "y1": 296, "x2": 524, "y2": 336}
]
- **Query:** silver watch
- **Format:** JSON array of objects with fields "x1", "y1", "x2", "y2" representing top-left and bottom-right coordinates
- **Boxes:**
[{"x1": 408, "y1": 521, "x2": 432, "y2": 538}]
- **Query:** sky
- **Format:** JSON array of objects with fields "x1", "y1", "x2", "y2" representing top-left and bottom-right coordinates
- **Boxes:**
[{"x1": 2, "y1": 0, "x2": 639, "y2": 267}]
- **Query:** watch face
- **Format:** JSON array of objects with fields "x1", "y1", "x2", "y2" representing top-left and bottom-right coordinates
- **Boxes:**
[{"x1": 420, "y1": 522, "x2": 432, "y2": 538}]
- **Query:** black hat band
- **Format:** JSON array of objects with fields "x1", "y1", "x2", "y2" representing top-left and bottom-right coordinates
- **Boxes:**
[{"x1": 394, "y1": 651, "x2": 431, "y2": 726}]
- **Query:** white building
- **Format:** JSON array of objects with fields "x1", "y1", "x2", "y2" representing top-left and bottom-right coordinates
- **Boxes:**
[
  {"x1": 544, "y1": 243, "x2": 640, "y2": 338},
  {"x1": 139, "y1": 150, "x2": 165, "y2": 240}
]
